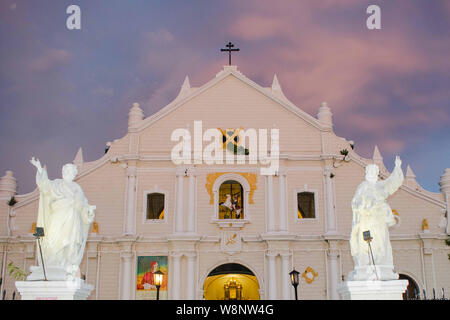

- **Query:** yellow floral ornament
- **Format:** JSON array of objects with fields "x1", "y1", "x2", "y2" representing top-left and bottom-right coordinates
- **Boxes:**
[{"x1": 302, "y1": 266, "x2": 318, "y2": 284}]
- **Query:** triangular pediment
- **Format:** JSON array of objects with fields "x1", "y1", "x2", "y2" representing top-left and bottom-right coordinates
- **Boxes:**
[{"x1": 135, "y1": 66, "x2": 330, "y2": 133}]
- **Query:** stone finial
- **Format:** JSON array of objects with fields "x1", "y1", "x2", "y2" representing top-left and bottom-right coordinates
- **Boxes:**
[
  {"x1": 0, "y1": 170, "x2": 17, "y2": 198},
  {"x1": 372, "y1": 145, "x2": 389, "y2": 174},
  {"x1": 128, "y1": 102, "x2": 144, "y2": 129},
  {"x1": 176, "y1": 75, "x2": 191, "y2": 100},
  {"x1": 73, "y1": 147, "x2": 84, "y2": 167},
  {"x1": 317, "y1": 101, "x2": 333, "y2": 126},
  {"x1": 439, "y1": 168, "x2": 450, "y2": 194},
  {"x1": 271, "y1": 74, "x2": 288, "y2": 101},
  {"x1": 271, "y1": 74, "x2": 281, "y2": 93},
  {"x1": 182, "y1": 75, "x2": 190, "y2": 90},
  {"x1": 372, "y1": 145, "x2": 382, "y2": 163},
  {"x1": 406, "y1": 165, "x2": 415, "y2": 178},
  {"x1": 405, "y1": 165, "x2": 418, "y2": 188}
]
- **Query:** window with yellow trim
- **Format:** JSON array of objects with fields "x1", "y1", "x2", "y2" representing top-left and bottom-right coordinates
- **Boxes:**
[
  {"x1": 297, "y1": 192, "x2": 315, "y2": 219},
  {"x1": 146, "y1": 193, "x2": 165, "y2": 220},
  {"x1": 219, "y1": 180, "x2": 244, "y2": 219}
]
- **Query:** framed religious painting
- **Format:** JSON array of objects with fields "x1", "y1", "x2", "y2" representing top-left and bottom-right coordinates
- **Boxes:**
[{"x1": 136, "y1": 256, "x2": 168, "y2": 300}]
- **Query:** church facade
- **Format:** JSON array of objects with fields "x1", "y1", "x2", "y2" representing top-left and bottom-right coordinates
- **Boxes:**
[{"x1": 1, "y1": 65, "x2": 449, "y2": 300}]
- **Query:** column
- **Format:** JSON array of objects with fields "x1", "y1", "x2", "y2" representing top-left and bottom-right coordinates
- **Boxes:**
[
  {"x1": 266, "y1": 251, "x2": 277, "y2": 300},
  {"x1": 8, "y1": 208, "x2": 16, "y2": 236},
  {"x1": 120, "y1": 252, "x2": 133, "y2": 300},
  {"x1": 124, "y1": 166, "x2": 137, "y2": 235},
  {"x1": 175, "y1": 168, "x2": 185, "y2": 233},
  {"x1": 187, "y1": 168, "x2": 196, "y2": 233},
  {"x1": 280, "y1": 252, "x2": 291, "y2": 299},
  {"x1": 172, "y1": 253, "x2": 182, "y2": 299},
  {"x1": 186, "y1": 253, "x2": 196, "y2": 300},
  {"x1": 421, "y1": 238, "x2": 436, "y2": 293},
  {"x1": 266, "y1": 175, "x2": 275, "y2": 233},
  {"x1": 328, "y1": 244, "x2": 340, "y2": 300},
  {"x1": 324, "y1": 166, "x2": 337, "y2": 234},
  {"x1": 278, "y1": 170, "x2": 288, "y2": 232}
]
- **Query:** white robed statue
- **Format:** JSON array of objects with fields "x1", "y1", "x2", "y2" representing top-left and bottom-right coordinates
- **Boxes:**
[
  {"x1": 29, "y1": 157, "x2": 95, "y2": 279},
  {"x1": 348, "y1": 156, "x2": 403, "y2": 281}
]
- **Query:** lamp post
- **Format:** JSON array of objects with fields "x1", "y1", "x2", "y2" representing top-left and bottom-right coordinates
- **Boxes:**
[
  {"x1": 289, "y1": 268, "x2": 300, "y2": 300},
  {"x1": 33, "y1": 227, "x2": 47, "y2": 281},
  {"x1": 153, "y1": 270, "x2": 164, "y2": 300},
  {"x1": 363, "y1": 230, "x2": 378, "y2": 280}
]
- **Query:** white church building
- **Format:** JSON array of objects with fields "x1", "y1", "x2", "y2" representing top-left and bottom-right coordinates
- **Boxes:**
[{"x1": 0, "y1": 65, "x2": 449, "y2": 300}]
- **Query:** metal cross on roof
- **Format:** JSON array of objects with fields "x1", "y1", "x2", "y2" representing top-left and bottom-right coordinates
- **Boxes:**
[{"x1": 220, "y1": 42, "x2": 240, "y2": 65}]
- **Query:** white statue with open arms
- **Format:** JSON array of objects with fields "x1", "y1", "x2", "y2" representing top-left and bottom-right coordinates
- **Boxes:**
[
  {"x1": 30, "y1": 157, "x2": 95, "y2": 278},
  {"x1": 348, "y1": 156, "x2": 404, "y2": 280}
]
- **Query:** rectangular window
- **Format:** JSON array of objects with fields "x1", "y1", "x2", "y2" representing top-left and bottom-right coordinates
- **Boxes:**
[
  {"x1": 146, "y1": 193, "x2": 165, "y2": 220},
  {"x1": 297, "y1": 192, "x2": 315, "y2": 219}
]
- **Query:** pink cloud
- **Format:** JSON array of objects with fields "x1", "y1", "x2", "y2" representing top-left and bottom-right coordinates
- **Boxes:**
[
  {"x1": 28, "y1": 49, "x2": 71, "y2": 73},
  {"x1": 144, "y1": 29, "x2": 175, "y2": 45},
  {"x1": 132, "y1": 1, "x2": 449, "y2": 165},
  {"x1": 231, "y1": 27, "x2": 429, "y2": 112},
  {"x1": 378, "y1": 139, "x2": 406, "y2": 154},
  {"x1": 229, "y1": 16, "x2": 286, "y2": 41}
]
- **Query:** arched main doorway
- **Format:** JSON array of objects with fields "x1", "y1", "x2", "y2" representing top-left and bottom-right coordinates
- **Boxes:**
[
  {"x1": 203, "y1": 263, "x2": 260, "y2": 300},
  {"x1": 399, "y1": 274, "x2": 420, "y2": 300}
]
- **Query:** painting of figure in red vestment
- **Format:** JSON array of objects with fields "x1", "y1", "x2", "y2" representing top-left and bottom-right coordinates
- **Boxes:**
[{"x1": 136, "y1": 256, "x2": 168, "y2": 300}]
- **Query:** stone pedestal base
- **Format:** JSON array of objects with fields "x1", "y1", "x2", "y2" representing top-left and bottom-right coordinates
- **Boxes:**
[
  {"x1": 27, "y1": 266, "x2": 71, "y2": 281},
  {"x1": 15, "y1": 279, "x2": 94, "y2": 300},
  {"x1": 338, "y1": 280, "x2": 408, "y2": 300},
  {"x1": 348, "y1": 265, "x2": 398, "y2": 281}
]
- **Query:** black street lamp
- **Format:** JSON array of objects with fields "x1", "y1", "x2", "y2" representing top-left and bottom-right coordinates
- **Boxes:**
[
  {"x1": 153, "y1": 270, "x2": 164, "y2": 300},
  {"x1": 289, "y1": 268, "x2": 300, "y2": 300}
]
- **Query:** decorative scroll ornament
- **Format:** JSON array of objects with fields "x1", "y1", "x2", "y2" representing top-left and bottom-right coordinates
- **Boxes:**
[
  {"x1": 91, "y1": 221, "x2": 99, "y2": 234},
  {"x1": 392, "y1": 209, "x2": 400, "y2": 225},
  {"x1": 422, "y1": 218, "x2": 429, "y2": 233},
  {"x1": 206, "y1": 172, "x2": 257, "y2": 204},
  {"x1": 302, "y1": 266, "x2": 318, "y2": 284},
  {"x1": 30, "y1": 222, "x2": 37, "y2": 234}
]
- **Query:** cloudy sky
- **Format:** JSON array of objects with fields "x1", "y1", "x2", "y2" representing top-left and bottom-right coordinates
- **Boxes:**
[{"x1": 0, "y1": 0, "x2": 449, "y2": 194}]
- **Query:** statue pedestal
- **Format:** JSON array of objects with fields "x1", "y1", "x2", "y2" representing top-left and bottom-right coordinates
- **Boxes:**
[
  {"x1": 348, "y1": 265, "x2": 399, "y2": 281},
  {"x1": 15, "y1": 265, "x2": 94, "y2": 300},
  {"x1": 338, "y1": 280, "x2": 408, "y2": 300},
  {"x1": 15, "y1": 280, "x2": 94, "y2": 300},
  {"x1": 26, "y1": 266, "x2": 70, "y2": 281}
]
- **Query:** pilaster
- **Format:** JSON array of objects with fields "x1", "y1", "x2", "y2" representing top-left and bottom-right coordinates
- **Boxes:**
[
  {"x1": 277, "y1": 168, "x2": 288, "y2": 233},
  {"x1": 323, "y1": 165, "x2": 337, "y2": 235},
  {"x1": 327, "y1": 240, "x2": 340, "y2": 300},
  {"x1": 266, "y1": 175, "x2": 276, "y2": 233},
  {"x1": 124, "y1": 164, "x2": 137, "y2": 236},
  {"x1": 170, "y1": 252, "x2": 183, "y2": 300},
  {"x1": 186, "y1": 167, "x2": 196, "y2": 233},
  {"x1": 280, "y1": 251, "x2": 291, "y2": 300},
  {"x1": 266, "y1": 250, "x2": 277, "y2": 300},
  {"x1": 175, "y1": 167, "x2": 186, "y2": 233}
]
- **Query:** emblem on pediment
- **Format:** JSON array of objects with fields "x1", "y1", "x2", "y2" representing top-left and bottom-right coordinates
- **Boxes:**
[{"x1": 221, "y1": 230, "x2": 242, "y2": 254}]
